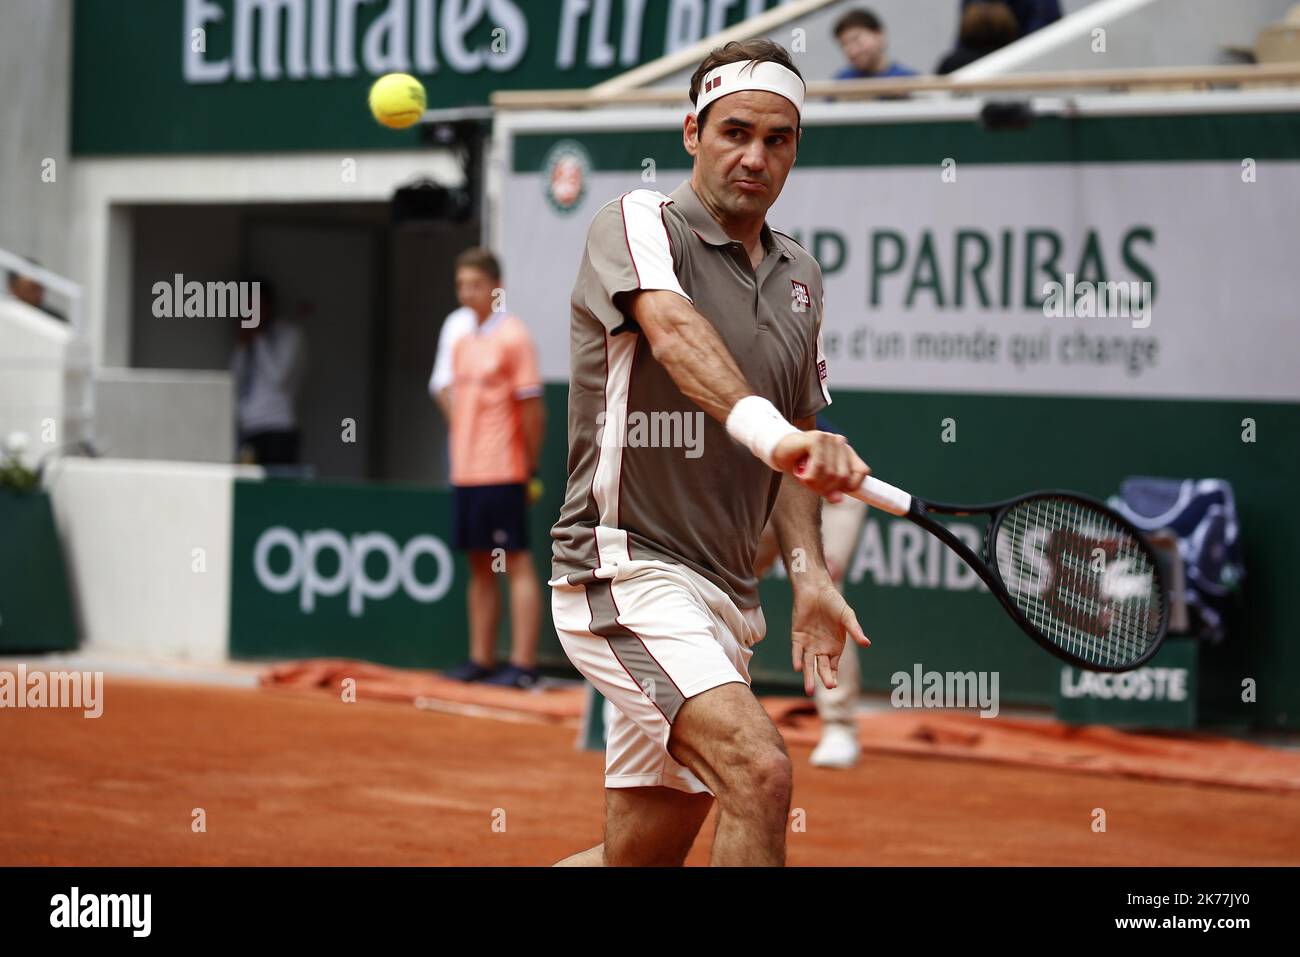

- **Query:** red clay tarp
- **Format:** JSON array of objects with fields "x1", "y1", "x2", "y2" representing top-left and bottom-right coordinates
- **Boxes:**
[{"x1": 260, "y1": 659, "x2": 1300, "y2": 793}]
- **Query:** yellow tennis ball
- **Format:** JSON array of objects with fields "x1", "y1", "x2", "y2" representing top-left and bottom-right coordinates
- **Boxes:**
[{"x1": 368, "y1": 73, "x2": 427, "y2": 129}]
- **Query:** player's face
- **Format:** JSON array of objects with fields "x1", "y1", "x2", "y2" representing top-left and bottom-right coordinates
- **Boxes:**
[
  {"x1": 455, "y1": 266, "x2": 497, "y2": 315},
  {"x1": 687, "y1": 90, "x2": 800, "y2": 223}
]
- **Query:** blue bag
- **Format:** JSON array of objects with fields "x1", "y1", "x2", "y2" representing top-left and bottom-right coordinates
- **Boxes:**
[{"x1": 1107, "y1": 478, "x2": 1244, "y2": 643}]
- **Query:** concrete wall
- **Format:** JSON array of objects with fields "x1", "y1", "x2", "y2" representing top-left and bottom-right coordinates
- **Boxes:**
[
  {"x1": 94, "y1": 369, "x2": 235, "y2": 464},
  {"x1": 70, "y1": 150, "x2": 465, "y2": 371},
  {"x1": 46, "y1": 458, "x2": 260, "y2": 663},
  {"x1": 0, "y1": 0, "x2": 73, "y2": 278},
  {"x1": 121, "y1": 203, "x2": 468, "y2": 481},
  {"x1": 65, "y1": 155, "x2": 463, "y2": 475}
]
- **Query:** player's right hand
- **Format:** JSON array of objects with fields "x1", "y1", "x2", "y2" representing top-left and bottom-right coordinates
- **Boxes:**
[{"x1": 772, "y1": 431, "x2": 870, "y2": 504}]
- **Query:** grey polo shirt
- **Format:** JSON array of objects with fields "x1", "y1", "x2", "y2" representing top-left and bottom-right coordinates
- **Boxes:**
[{"x1": 550, "y1": 179, "x2": 831, "y2": 610}]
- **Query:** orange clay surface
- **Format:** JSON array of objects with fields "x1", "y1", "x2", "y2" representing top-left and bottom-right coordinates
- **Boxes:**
[{"x1": 3, "y1": 677, "x2": 1298, "y2": 866}]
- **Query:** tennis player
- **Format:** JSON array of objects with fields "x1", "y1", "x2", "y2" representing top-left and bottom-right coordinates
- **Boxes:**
[{"x1": 550, "y1": 40, "x2": 872, "y2": 867}]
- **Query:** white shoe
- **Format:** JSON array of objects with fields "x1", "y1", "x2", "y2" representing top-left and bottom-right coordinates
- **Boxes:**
[{"x1": 810, "y1": 723, "x2": 860, "y2": 769}]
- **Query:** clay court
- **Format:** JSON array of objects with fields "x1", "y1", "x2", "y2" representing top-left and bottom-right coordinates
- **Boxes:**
[{"x1": 4, "y1": 674, "x2": 1299, "y2": 867}]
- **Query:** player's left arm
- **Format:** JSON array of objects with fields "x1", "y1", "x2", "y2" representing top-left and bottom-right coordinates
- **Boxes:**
[
  {"x1": 771, "y1": 418, "x2": 871, "y2": 695},
  {"x1": 776, "y1": 280, "x2": 871, "y2": 692}
]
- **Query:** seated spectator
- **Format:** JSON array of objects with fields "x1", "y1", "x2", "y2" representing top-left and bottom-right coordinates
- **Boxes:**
[
  {"x1": 834, "y1": 8, "x2": 917, "y2": 79},
  {"x1": 963, "y1": 0, "x2": 1061, "y2": 38},
  {"x1": 5, "y1": 259, "x2": 66, "y2": 323},
  {"x1": 937, "y1": 1, "x2": 1021, "y2": 74}
]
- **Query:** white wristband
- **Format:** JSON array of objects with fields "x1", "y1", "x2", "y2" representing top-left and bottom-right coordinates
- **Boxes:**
[{"x1": 725, "y1": 395, "x2": 800, "y2": 470}]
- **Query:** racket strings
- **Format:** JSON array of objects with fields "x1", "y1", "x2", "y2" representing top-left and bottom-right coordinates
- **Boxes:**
[{"x1": 995, "y1": 496, "x2": 1165, "y2": 668}]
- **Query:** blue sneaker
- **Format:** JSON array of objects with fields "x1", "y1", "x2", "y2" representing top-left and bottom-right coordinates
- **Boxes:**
[
  {"x1": 481, "y1": 664, "x2": 541, "y2": 689},
  {"x1": 444, "y1": 660, "x2": 495, "y2": 682}
]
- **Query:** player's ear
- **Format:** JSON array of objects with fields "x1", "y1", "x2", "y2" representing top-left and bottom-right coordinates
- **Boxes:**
[{"x1": 684, "y1": 113, "x2": 700, "y2": 156}]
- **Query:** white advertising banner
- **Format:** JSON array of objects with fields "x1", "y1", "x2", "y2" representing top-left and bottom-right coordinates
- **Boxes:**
[{"x1": 502, "y1": 123, "x2": 1300, "y2": 403}]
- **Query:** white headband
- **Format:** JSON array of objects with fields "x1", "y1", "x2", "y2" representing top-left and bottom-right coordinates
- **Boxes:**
[{"x1": 695, "y1": 59, "x2": 806, "y2": 118}]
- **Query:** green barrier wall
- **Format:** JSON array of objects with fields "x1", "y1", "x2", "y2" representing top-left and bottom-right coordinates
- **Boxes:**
[
  {"x1": 230, "y1": 478, "x2": 469, "y2": 668},
  {"x1": 225, "y1": 385, "x2": 1294, "y2": 730},
  {"x1": 529, "y1": 384, "x2": 1294, "y2": 731}
]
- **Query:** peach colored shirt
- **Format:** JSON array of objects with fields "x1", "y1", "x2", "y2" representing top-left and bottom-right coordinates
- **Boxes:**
[{"x1": 448, "y1": 313, "x2": 542, "y2": 487}]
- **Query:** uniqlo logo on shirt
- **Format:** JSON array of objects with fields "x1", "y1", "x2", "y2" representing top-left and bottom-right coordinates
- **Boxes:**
[{"x1": 791, "y1": 279, "x2": 811, "y2": 310}]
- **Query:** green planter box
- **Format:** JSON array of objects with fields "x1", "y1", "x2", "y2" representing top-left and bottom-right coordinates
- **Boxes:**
[{"x1": 0, "y1": 488, "x2": 78, "y2": 652}]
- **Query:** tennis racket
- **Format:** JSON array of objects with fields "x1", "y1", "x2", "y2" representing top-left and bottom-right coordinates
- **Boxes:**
[{"x1": 797, "y1": 465, "x2": 1169, "y2": 672}]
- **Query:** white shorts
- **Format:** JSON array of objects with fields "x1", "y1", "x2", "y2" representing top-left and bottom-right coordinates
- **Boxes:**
[{"x1": 550, "y1": 559, "x2": 766, "y2": 794}]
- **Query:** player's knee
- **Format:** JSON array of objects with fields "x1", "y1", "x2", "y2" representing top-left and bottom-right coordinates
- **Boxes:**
[
  {"x1": 750, "y1": 749, "x2": 794, "y2": 809},
  {"x1": 716, "y1": 745, "x2": 791, "y2": 812}
]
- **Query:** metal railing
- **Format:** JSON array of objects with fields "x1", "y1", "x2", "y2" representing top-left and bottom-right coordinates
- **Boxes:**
[
  {"x1": 0, "y1": 248, "x2": 95, "y2": 452},
  {"x1": 491, "y1": 62, "x2": 1300, "y2": 110}
]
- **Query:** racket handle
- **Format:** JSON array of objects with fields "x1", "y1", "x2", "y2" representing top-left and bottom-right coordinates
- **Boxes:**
[
  {"x1": 793, "y1": 458, "x2": 913, "y2": 516},
  {"x1": 851, "y1": 476, "x2": 913, "y2": 516}
]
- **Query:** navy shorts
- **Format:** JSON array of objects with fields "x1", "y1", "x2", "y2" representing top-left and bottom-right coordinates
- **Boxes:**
[{"x1": 451, "y1": 483, "x2": 529, "y2": 552}]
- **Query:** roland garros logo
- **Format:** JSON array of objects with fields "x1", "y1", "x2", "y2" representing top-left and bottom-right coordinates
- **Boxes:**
[{"x1": 543, "y1": 139, "x2": 591, "y2": 214}]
